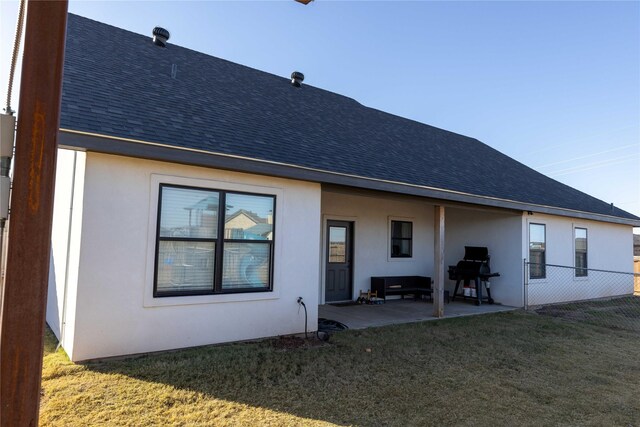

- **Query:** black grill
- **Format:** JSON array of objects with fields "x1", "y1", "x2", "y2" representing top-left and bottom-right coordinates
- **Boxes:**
[{"x1": 448, "y1": 246, "x2": 500, "y2": 305}]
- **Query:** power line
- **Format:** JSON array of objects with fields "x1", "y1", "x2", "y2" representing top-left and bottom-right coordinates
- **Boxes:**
[
  {"x1": 548, "y1": 155, "x2": 639, "y2": 177},
  {"x1": 535, "y1": 143, "x2": 639, "y2": 169}
]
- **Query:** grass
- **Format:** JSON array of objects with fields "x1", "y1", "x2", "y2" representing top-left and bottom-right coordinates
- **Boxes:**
[
  {"x1": 40, "y1": 309, "x2": 640, "y2": 426},
  {"x1": 535, "y1": 296, "x2": 640, "y2": 332}
]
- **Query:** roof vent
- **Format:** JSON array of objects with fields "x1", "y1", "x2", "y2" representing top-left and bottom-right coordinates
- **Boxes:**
[
  {"x1": 152, "y1": 27, "x2": 170, "y2": 47},
  {"x1": 291, "y1": 71, "x2": 304, "y2": 87}
]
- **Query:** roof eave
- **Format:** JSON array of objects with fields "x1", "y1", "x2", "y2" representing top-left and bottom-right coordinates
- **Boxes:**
[{"x1": 58, "y1": 129, "x2": 640, "y2": 228}]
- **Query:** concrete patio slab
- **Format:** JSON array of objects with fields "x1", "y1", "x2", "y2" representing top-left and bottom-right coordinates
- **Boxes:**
[{"x1": 318, "y1": 299, "x2": 517, "y2": 329}]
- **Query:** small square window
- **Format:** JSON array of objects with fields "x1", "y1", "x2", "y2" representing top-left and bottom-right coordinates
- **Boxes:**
[{"x1": 390, "y1": 220, "x2": 412, "y2": 258}]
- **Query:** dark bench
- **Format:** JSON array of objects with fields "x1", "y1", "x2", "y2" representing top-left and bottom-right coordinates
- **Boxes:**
[{"x1": 371, "y1": 276, "x2": 432, "y2": 302}]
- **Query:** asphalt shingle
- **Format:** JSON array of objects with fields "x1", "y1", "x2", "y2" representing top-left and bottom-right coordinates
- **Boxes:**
[{"x1": 60, "y1": 14, "x2": 639, "y2": 222}]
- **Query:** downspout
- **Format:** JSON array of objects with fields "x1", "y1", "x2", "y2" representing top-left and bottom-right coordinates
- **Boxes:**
[{"x1": 57, "y1": 151, "x2": 77, "y2": 350}]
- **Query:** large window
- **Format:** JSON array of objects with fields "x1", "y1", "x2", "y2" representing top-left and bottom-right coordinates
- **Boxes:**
[
  {"x1": 574, "y1": 227, "x2": 588, "y2": 277},
  {"x1": 529, "y1": 223, "x2": 546, "y2": 279},
  {"x1": 154, "y1": 184, "x2": 275, "y2": 297},
  {"x1": 390, "y1": 220, "x2": 413, "y2": 258}
]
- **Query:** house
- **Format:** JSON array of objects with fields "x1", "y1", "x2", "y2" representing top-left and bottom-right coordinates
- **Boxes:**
[{"x1": 46, "y1": 14, "x2": 640, "y2": 361}]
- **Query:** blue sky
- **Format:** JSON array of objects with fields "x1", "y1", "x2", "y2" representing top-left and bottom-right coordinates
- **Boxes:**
[{"x1": 1, "y1": 1, "x2": 639, "y2": 223}]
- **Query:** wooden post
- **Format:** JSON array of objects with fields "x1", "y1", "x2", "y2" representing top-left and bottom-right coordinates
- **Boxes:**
[
  {"x1": 433, "y1": 205, "x2": 445, "y2": 318},
  {"x1": 0, "y1": 1, "x2": 68, "y2": 425}
]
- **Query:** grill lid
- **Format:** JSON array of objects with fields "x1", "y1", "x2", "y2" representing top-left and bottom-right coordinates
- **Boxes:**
[{"x1": 463, "y1": 246, "x2": 489, "y2": 261}]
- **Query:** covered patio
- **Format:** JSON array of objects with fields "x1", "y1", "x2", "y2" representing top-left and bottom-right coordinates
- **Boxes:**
[
  {"x1": 321, "y1": 187, "x2": 526, "y2": 322},
  {"x1": 318, "y1": 299, "x2": 517, "y2": 330}
]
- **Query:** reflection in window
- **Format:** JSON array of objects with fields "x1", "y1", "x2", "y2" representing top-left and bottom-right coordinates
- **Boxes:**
[
  {"x1": 157, "y1": 241, "x2": 215, "y2": 292},
  {"x1": 529, "y1": 223, "x2": 546, "y2": 279},
  {"x1": 329, "y1": 227, "x2": 346, "y2": 263},
  {"x1": 154, "y1": 184, "x2": 275, "y2": 297},
  {"x1": 222, "y1": 243, "x2": 270, "y2": 289},
  {"x1": 575, "y1": 228, "x2": 588, "y2": 277},
  {"x1": 225, "y1": 193, "x2": 274, "y2": 240},
  {"x1": 159, "y1": 187, "x2": 218, "y2": 239}
]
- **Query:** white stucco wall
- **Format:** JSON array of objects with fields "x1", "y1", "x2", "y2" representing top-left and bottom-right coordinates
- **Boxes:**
[
  {"x1": 321, "y1": 189, "x2": 435, "y2": 302},
  {"x1": 54, "y1": 149, "x2": 637, "y2": 360},
  {"x1": 444, "y1": 207, "x2": 524, "y2": 307},
  {"x1": 46, "y1": 149, "x2": 86, "y2": 356},
  {"x1": 68, "y1": 153, "x2": 321, "y2": 361},
  {"x1": 524, "y1": 213, "x2": 635, "y2": 305}
]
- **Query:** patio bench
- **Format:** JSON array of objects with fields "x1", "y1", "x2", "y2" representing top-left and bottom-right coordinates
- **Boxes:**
[{"x1": 370, "y1": 276, "x2": 432, "y2": 302}]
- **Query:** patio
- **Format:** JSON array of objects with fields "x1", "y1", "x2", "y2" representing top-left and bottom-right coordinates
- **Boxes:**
[{"x1": 319, "y1": 299, "x2": 517, "y2": 329}]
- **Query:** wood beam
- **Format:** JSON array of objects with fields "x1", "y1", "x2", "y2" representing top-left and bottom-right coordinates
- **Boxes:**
[
  {"x1": 0, "y1": 1, "x2": 68, "y2": 425},
  {"x1": 433, "y1": 205, "x2": 445, "y2": 318}
]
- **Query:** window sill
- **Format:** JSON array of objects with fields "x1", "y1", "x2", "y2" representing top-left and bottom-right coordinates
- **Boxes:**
[
  {"x1": 387, "y1": 256, "x2": 415, "y2": 262},
  {"x1": 144, "y1": 288, "x2": 280, "y2": 308}
]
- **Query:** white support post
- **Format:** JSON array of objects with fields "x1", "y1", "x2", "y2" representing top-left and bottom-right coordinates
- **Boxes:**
[{"x1": 433, "y1": 205, "x2": 445, "y2": 318}]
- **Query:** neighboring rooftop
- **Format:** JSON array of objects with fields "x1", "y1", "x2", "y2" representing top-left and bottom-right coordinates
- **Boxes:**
[
  {"x1": 59, "y1": 14, "x2": 640, "y2": 226},
  {"x1": 226, "y1": 209, "x2": 267, "y2": 225}
]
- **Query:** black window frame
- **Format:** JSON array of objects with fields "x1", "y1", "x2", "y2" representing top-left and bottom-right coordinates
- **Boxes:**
[
  {"x1": 529, "y1": 223, "x2": 546, "y2": 279},
  {"x1": 390, "y1": 220, "x2": 413, "y2": 258},
  {"x1": 153, "y1": 183, "x2": 276, "y2": 297}
]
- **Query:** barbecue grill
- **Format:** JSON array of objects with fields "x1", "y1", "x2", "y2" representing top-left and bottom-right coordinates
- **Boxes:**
[{"x1": 448, "y1": 246, "x2": 500, "y2": 305}]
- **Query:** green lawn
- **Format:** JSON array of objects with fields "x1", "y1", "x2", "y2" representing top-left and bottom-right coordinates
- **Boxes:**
[{"x1": 41, "y1": 309, "x2": 640, "y2": 426}]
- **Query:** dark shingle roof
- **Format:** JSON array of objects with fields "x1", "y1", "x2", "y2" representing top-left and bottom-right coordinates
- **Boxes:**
[{"x1": 60, "y1": 14, "x2": 639, "y2": 224}]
